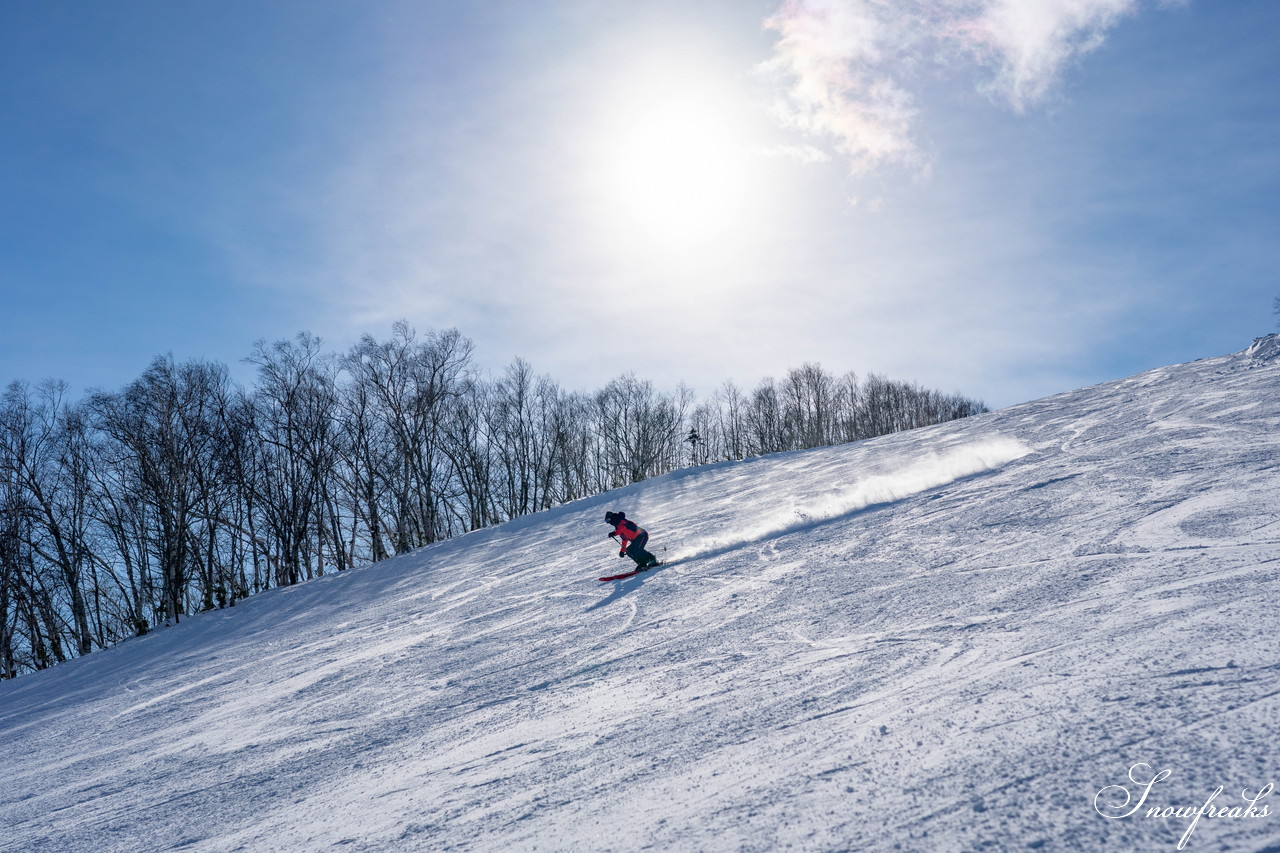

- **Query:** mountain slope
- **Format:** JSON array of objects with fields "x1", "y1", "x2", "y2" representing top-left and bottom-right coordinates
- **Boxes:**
[{"x1": 2, "y1": 338, "x2": 1278, "y2": 852}]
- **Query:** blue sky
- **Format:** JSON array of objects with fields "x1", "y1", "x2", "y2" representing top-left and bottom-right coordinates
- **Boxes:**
[{"x1": 2, "y1": 0, "x2": 1277, "y2": 409}]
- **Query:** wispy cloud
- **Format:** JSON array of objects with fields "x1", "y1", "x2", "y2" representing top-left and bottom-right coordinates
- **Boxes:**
[
  {"x1": 762, "y1": 0, "x2": 1163, "y2": 174},
  {"x1": 959, "y1": 0, "x2": 1142, "y2": 111},
  {"x1": 761, "y1": 0, "x2": 925, "y2": 175}
]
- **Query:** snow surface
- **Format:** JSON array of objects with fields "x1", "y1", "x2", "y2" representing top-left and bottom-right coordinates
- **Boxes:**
[
  {"x1": 2, "y1": 339, "x2": 1279, "y2": 852},
  {"x1": 1248, "y1": 333, "x2": 1280, "y2": 365}
]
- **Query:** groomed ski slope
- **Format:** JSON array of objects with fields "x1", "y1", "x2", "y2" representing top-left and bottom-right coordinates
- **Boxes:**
[{"x1": 2, "y1": 338, "x2": 1279, "y2": 853}]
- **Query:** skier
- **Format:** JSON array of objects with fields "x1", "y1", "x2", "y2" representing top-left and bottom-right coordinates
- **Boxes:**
[{"x1": 605, "y1": 510, "x2": 660, "y2": 570}]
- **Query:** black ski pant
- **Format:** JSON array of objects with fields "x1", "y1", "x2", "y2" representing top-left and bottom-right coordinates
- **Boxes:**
[{"x1": 625, "y1": 531, "x2": 656, "y2": 568}]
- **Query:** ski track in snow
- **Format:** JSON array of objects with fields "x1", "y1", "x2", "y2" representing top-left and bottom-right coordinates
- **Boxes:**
[{"x1": 2, "y1": 338, "x2": 1280, "y2": 852}]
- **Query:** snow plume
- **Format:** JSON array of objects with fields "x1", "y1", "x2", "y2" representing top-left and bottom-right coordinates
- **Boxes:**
[
  {"x1": 676, "y1": 436, "x2": 1031, "y2": 562},
  {"x1": 761, "y1": 0, "x2": 1162, "y2": 174}
]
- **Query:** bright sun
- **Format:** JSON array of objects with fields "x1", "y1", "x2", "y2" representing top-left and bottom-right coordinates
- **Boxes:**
[{"x1": 577, "y1": 52, "x2": 775, "y2": 269}]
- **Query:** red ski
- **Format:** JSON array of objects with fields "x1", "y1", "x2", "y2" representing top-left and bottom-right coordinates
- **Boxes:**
[
  {"x1": 598, "y1": 562, "x2": 662, "y2": 582},
  {"x1": 598, "y1": 569, "x2": 642, "y2": 582}
]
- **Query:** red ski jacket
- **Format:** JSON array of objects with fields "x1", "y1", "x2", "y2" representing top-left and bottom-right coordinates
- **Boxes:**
[{"x1": 611, "y1": 518, "x2": 645, "y2": 553}]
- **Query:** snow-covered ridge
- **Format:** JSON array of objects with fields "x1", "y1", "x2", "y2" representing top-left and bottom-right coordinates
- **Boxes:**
[{"x1": 2, "y1": 341, "x2": 1278, "y2": 852}]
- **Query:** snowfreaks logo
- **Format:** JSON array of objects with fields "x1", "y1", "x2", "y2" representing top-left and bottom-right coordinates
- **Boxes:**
[{"x1": 1094, "y1": 763, "x2": 1274, "y2": 850}]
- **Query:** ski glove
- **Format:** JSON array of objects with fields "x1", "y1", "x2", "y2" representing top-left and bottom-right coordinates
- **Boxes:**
[{"x1": 619, "y1": 550, "x2": 627, "y2": 558}]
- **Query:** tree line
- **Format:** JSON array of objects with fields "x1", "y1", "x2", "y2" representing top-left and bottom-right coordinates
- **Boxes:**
[{"x1": 0, "y1": 322, "x2": 986, "y2": 678}]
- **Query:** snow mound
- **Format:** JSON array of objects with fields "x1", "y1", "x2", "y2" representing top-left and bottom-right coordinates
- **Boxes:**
[{"x1": 1246, "y1": 332, "x2": 1280, "y2": 363}]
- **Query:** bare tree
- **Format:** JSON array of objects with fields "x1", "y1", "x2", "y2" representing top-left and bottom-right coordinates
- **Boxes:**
[
  {"x1": 332, "y1": 371, "x2": 393, "y2": 566},
  {"x1": 595, "y1": 373, "x2": 686, "y2": 486},
  {"x1": 545, "y1": 390, "x2": 597, "y2": 504},
  {"x1": 344, "y1": 322, "x2": 475, "y2": 552},
  {"x1": 0, "y1": 444, "x2": 29, "y2": 676},
  {"x1": 784, "y1": 363, "x2": 837, "y2": 450},
  {"x1": 246, "y1": 333, "x2": 340, "y2": 586},
  {"x1": 441, "y1": 374, "x2": 496, "y2": 532},
  {"x1": 746, "y1": 377, "x2": 790, "y2": 456},
  {"x1": 0, "y1": 382, "x2": 97, "y2": 657},
  {"x1": 488, "y1": 359, "x2": 566, "y2": 519},
  {"x1": 89, "y1": 357, "x2": 231, "y2": 624}
]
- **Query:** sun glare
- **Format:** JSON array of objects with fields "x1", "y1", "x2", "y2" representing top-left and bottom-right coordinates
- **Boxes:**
[{"x1": 578, "y1": 53, "x2": 778, "y2": 272}]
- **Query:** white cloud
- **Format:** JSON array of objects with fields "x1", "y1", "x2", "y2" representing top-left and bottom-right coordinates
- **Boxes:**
[
  {"x1": 761, "y1": 0, "x2": 925, "y2": 175},
  {"x1": 762, "y1": 0, "x2": 1162, "y2": 174},
  {"x1": 959, "y1": 0, "x2": 1140, "y2": 111}
]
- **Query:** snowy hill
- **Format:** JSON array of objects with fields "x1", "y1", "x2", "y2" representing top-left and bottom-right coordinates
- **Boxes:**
[{"x1": 2, "y1": 338, "x2": 1278, "y2": 853}]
